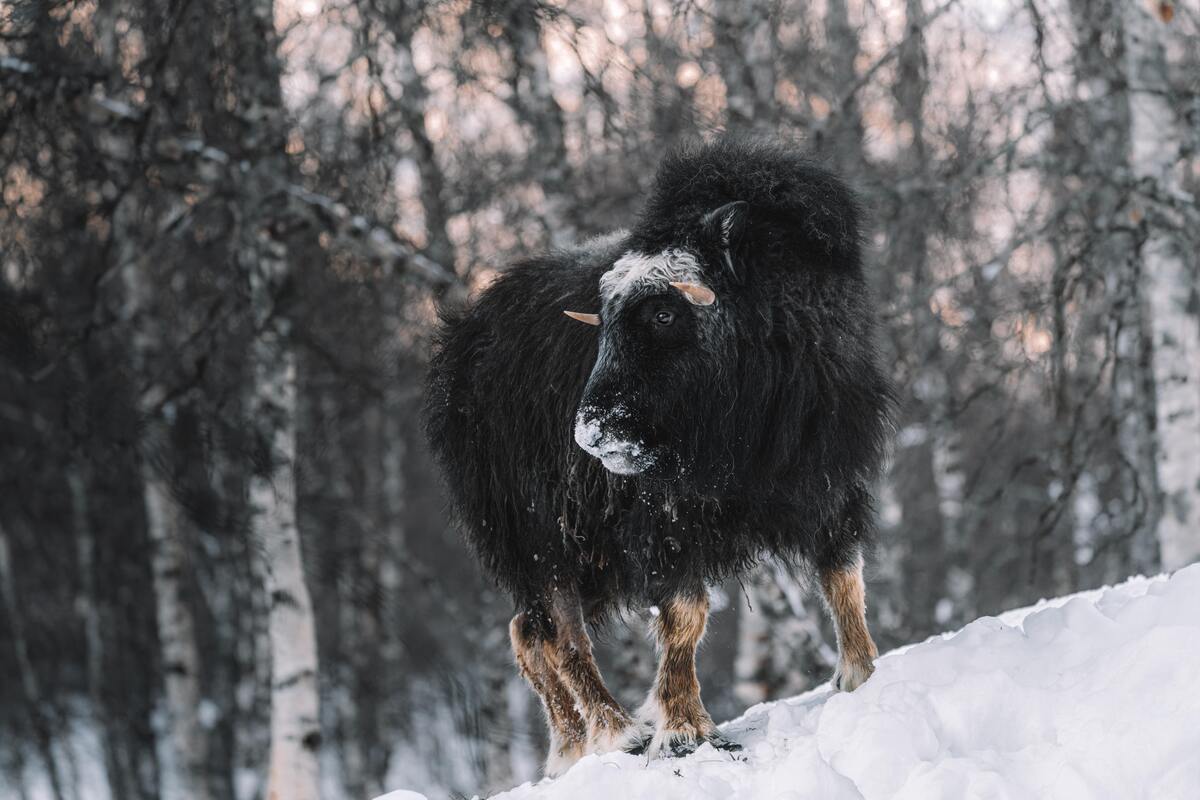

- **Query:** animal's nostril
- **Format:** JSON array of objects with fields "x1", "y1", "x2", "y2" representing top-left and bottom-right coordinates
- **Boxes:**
[{"x1": 574, "y1": 413, "x2": 605, "y2": 450}]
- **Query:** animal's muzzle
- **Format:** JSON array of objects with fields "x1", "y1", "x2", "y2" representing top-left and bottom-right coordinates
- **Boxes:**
[{"x1": 574, "y1": 405, "x2": 652, "y2": 476}]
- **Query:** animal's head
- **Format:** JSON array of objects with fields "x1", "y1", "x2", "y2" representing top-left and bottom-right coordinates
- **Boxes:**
[
  {"x1": 562, "y1": 138, "x2": 873, "y2": 490},
  {"x1": 566, "y1": 202, "x2": 746, "y2": 481}
]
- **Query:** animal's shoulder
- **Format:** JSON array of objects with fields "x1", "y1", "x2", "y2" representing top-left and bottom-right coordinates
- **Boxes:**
[{"x1": 432, "y1": 230, "x2": 629, "y2": 395}]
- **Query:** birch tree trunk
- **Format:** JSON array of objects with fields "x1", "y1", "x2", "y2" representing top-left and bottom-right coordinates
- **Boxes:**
[
  {"x1": 820, "y1": 0, "x2": 865, "y2": 175},
  {"x1": 357, "y1": 403, "x2": 407, "y2": 794},
  {"x1": 1125, "y1": 2, "x2": 1200, "y2": 571},
  {"x1": 392, "y1": 15, "x2": 456, "y2": 273},
  {"x1": 144, "y1": 470, "x2": 211, "y2": 800},
  {"x1": 480, "y1": 644, "x2": 516, "y2": 794},
  {"x1": 113, "y1": 182, "x2": 212, "y2": 800},
  {"x1": 247, "y1": 246, "x2": 321, "y2": 800},
  {"x1": 610, "y1": 612, "x2": 656, "y2": 711},
  {"x1": 713, "y1": 0, "x2": 776, "y2": 132},
  {"x1": 0, "y1": 520, "x2": 66, "y2": 800},
  {"x1": 894, "y1": 0, "x2": 955, "y2": 632},
  {"x1": 1060, "y1": 0, "x2": 1162, "y2": 581},
  {"x1": 328, "y1": 391, "x2": 373, "y2": 800},
  {"x1": 503, "y1": 6, "x2": 575, "y2": 247},
  {"x1": 223, "y1": 2, "x2": 323, "y2": 796},
  {"x1": 67, "y1": 463, "x2": 133, "y2": 799},
  {"x1": 734, "y1": 566, "x2": 836, "y2": 704}
]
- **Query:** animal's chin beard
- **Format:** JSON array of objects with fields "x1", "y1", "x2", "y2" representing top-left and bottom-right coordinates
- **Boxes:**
[
  {"x1": 598, "y1": 453, "x2": 644, "y2": 475},
  {"x1": 607, "y1": 449, "x2": 686, "y2": 482}
]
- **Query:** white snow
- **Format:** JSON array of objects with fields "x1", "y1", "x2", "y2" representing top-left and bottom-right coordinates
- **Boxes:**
[{"x1": 380, "y1": 564, "x2": 1200, "y2": 800}]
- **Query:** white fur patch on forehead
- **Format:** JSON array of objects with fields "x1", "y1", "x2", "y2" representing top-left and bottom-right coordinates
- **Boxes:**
[{"x1": 599, "y1": 249, "x2": 703, "y2": 305}]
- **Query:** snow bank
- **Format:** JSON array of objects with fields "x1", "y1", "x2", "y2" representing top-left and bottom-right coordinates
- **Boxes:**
[{"x1": 388, "y1": 565, "x2": 1200, "y2": 800}]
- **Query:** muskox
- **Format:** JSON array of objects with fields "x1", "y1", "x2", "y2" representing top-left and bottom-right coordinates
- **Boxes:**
[{"x1": 423, "y1": 137, "x2": 894, "y2": 776}]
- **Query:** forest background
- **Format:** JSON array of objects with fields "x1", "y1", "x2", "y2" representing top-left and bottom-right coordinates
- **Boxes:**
[{"x1": 1, "y1": 0, "x2": 1198, "y2": 798}]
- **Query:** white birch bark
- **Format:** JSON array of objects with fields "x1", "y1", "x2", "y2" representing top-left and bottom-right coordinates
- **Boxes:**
[
  {"x1": 735, "y1": 566, "x2": 836, "y2": 704},
  {"x1": 233, "y1": 1, "x2": 323, "y2": 794},
  {"x1": 610, "y1": 612, "x2": 656, "y2": 711},
  {"x1": 114, "y1": 190, "x2": 212, "y2": 800},
  {"x1": 1125, "y1": 3, "x2": 1200, "y2": 570},
  {"x1": 1064, "y1": 0, "x2": 1160, "y2": 578},
  {"x1": 1107, "y1": 254, "x2": 1162, "y2": 575},
  {"x1": 504, "y1": 673, "x2": 539, "y2": 783},
  {"x1": 930, "y1": 399, "x2": 964, "y2": 555},
  {"x1": 145, "y1": 477, "x2": 211, "y2": 800},
  {"x1": 246, "y1": 238, "x2": 321, "y2": 800},
  {"x1": 734, "y1": 575, "x2": 783, "y2": 707}
]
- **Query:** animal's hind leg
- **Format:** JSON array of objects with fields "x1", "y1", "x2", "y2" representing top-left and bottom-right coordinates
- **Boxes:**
[
  {"x1": 510, "y1": 611, "x2": 587, "y2": 777},
  {"x1": 817, "y1": 554, "x2": 878, "y2": 692},
  {"x1": 544, "y1": 589, "x2": 636, "y2": 753},
  {"x1": 636, "y1": 592, "x2": 737, "y2": 757}
]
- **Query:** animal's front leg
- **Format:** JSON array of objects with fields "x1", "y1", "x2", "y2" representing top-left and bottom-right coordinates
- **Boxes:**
[
  {"x1": 636, "y1": 593, "x2": 738, "y2": 757},
  {"x1": 510, "y1": 611, "x2": 588, "y2": 777},
  {"x1": 818, "y1": 554, "x2": 878, "y2": 691},
  {"x1": 545, "y1": 589, "x2": 638, "y2": 754}
]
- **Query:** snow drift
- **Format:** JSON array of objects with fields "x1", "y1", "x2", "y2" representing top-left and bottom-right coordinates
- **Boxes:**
[{"x1": 381, "y1": 564, "x2": 1200, "y2": 800}]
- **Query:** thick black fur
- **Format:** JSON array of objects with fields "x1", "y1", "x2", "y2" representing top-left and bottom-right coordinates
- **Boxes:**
[{"x1": 423, "y1": 138, "x2": 894, "y2": 634}]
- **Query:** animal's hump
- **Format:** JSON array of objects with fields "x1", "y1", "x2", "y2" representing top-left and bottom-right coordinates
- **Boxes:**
[{"x1": 632, "y1": 136, "x2": 862, "y2": 265}]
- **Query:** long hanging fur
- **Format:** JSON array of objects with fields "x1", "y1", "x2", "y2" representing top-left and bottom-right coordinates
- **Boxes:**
[{"x1": 423, "y1": 137, "x2": 894, "y2": 626}]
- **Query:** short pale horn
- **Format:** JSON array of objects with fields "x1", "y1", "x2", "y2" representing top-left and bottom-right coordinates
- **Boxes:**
[
  {"x1": 669, "y1": 281, "x2": 717, "y2": 306},
  {"x1": 563, "y1": 310, "x2": 601, "y2": 326}
]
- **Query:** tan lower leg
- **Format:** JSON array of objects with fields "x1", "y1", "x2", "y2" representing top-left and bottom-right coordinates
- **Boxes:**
[
  {"x1": 818, "y1": 556, "x2": 878, "y2": 691},
  {"x1": 510, "y1": 614, "x2": 587, "y2": 774},
  {"x1": 544, "y1": 591, "x2": 632, "y2": 750},
  {"x1": 643, "y1": 594, "x2": 715, "y2": 748}
]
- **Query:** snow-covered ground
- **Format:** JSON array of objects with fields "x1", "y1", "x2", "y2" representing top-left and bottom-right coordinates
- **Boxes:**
[{"x1": 381, "y1": 564, "x2": 1200, "y2": 800}]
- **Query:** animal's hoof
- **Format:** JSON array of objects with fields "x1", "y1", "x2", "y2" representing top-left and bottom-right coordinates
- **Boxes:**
[
  {"x1": 833, "y1": 658, "x2": 875, "y2": 692},
  {"x1": 659, "y1": 729, "x2": 739, "y2": 757},
  {"x1": 622, "y1": 727, "x2": 654, "y2": 756},
  {"x1": 646, "y1": 726, "x2": 740, "y2": 758},
  {"x1": 705, "y1": 730, "x2": 742, "y2": 752},
  {"x1": 646, "y1": 730, "x2": 700, "y2": 758},
  {"x1": 664, "y1": 735, "x2": 702, "y2": 758}
]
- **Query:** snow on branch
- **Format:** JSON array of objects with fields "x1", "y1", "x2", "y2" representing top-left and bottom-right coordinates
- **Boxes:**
[{"x1": 282, "y1": 184, "x2": 459, "y2": 288}]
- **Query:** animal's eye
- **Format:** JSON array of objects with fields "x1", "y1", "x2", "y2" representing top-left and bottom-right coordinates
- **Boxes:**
[{"x1": 654, "y1": 309, "x2": 675, "y2": 326}]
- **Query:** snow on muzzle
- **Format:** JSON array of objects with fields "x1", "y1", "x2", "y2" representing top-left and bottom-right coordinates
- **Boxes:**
[{"x1": 573, "y1": 404, "x2": 655, "y2": 476}]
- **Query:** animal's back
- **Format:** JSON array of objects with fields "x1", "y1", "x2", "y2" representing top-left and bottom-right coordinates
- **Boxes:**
[{"x1": 423, "y1": 233, "x2": 629, "y2": 604}]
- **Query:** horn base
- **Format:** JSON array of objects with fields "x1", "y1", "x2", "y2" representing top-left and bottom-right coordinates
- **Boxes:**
[{"x1": 669, "y1": 282, "x2": 717, "y2": 306}]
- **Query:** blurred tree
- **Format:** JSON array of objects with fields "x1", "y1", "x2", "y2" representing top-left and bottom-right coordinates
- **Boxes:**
[{"x1": 1124, "y1": 0, "x2": 1200, "y2": 571}]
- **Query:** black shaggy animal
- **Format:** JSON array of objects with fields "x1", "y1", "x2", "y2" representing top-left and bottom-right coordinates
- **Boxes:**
[{"x1": 423, "y1": 137, "x2": 894, "y2": 775}]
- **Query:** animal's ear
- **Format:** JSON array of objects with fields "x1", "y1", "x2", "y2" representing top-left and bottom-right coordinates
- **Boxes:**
[{"x1": 701, "y1": 200, "x2": 748, "y2": 281}]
